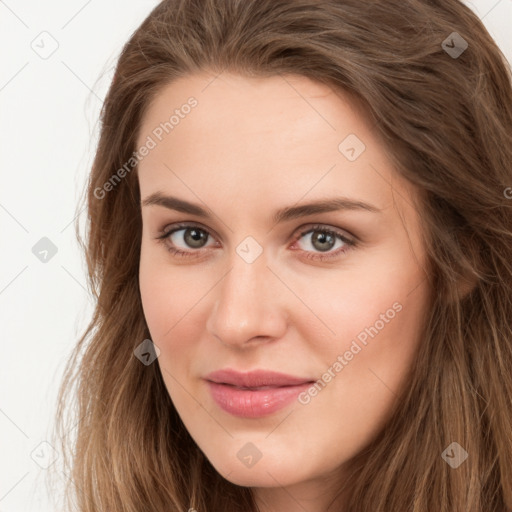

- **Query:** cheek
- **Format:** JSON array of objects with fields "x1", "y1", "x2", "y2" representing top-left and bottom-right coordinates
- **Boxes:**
[
  {"x1": 139, "y1": 242, "x2": 197, "y2": 339},
  {"x1": 139, "y1": 257, "x2": 210, "y2": 433},
  {"x1": 139, "y1": 251, "x2": 171, "y2": 338},
  {"x1": 291, "y1": 278, "x2": 428, "y2": 462},
  {"x1": 291, "y1": 247, "x2": 427, "y2": 349},
  {"x1": 139, "y1": 246, "x2": 213, "y2": 384},
  {"x1": 297, "y1": 247, "x2": 429, "y2": 403}
]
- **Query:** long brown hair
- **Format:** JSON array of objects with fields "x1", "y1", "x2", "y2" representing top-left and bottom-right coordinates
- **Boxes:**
[{"x1": 51, "y1": 0, "x2": 512, "y2": 510}]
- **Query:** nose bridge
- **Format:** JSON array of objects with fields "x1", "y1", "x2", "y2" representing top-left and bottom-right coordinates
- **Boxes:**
[{"x1": 207, "y1": 247, "x2": 287, "y2": 347}]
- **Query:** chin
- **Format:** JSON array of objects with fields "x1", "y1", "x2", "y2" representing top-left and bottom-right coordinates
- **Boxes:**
[{"x1": 208, "y1": 453, "x2": 304, "y2": 488}]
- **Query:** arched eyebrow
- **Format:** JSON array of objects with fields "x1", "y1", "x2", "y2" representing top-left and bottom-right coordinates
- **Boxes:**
[
  {"x1": 271, "y1": 197, "x2": 381, "y2": 223},
  {"x1": 141, "y1": 192, "x2": 382, "y2": 223}
]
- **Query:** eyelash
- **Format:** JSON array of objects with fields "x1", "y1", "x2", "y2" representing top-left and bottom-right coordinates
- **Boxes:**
[{"x1": 155, "y1": 222, "x2": 356, "y2": 262}]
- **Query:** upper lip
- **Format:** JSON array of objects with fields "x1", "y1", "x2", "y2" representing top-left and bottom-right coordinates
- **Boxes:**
[{"x1": 205, "y1": 369, "x2": 314, "y2": 388}]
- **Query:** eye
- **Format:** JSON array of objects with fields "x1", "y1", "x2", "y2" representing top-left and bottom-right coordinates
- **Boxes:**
[
  {"x1": 156, "y1": 223, "x2": 217, "y2": 258},
  {"x1": 155, "y1": 222, "x2": 356, "y2": 261},
  {"x1": 168, "y1": 226, "x2": 212, "y2": 249},
  {"x1": 291, "y1": 224, "x2": 356, "y2": 261}
]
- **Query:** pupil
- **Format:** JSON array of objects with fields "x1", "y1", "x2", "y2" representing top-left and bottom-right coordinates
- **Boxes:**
[
  {"x1": 312, "y1": 231, "x2": 334, "y2": 252},
  {"x1": 185, "y1": 228, "x2": 207, "y2": 248}
]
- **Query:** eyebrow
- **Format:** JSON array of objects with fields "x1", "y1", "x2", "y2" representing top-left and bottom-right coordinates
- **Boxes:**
[{"x1": 141, "y1": 192, "x2": 382, "y2": 223}]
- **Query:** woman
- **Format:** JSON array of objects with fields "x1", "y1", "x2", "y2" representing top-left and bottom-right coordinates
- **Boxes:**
[{"x1": 53, "y1": 0, "x2": 512, "y2": 510}]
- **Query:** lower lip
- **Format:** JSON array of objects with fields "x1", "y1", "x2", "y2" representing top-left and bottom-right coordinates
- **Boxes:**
[{"x1": 206, "y1": 381, "x2": 312, "y2": 418}]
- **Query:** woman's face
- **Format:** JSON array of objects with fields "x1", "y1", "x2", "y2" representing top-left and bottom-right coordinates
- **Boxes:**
[{"x1": 137, "y1": 72, "x2": 431, "y2": 508}]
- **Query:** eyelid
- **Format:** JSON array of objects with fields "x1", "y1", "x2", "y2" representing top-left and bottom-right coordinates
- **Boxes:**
[
  {"x1": 158, "y1": 221, "x2": 220, "y2": 241},
  {"x1": 293, "y1": 223, "x2": 355, "y2": 244}
]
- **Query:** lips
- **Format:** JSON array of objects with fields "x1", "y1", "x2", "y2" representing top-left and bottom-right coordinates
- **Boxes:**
[
  {"x1": 204, "y1": 369, "x2": 315, "y2": 418},
  {"x1": 205, "y1": 369, "x2": 313, "y2": 388}
]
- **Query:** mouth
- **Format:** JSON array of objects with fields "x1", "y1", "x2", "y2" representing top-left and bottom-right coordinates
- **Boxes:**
[
  {"x1": 204, "y1": 369, "x2": 315, "y2": 418},
  {"x1": 205, "y1": 368, "x2": 314, "y2": 388},
  {"x1": 217, "y1": 384, "x2": 300, "y2": 390}
]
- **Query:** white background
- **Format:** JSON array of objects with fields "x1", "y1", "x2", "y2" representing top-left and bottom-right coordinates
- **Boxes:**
[{"x1": 0, "y1": 1, "x2": 511, "y2": 510}]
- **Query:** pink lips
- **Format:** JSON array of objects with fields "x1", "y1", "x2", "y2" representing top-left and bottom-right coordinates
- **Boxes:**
[{"x1": 204, "y1": 369, "x2": 314, "y2": 418}]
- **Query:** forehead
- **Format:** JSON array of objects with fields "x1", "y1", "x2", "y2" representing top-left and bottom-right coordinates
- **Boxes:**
[
  {"x1": 138, "y1": 71, "x2": 373, "y2": 154},
  {"x1": 136, "y1": 72, "x2": 419, "y2": 228}
]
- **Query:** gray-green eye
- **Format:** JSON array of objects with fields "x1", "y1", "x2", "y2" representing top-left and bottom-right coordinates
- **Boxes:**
[
  {"x1": 295, "y1": 227, "x2": 351, "y2": 254},
  {"x1": 167, "y1": 227, "x2": 214, "y2": 250}
]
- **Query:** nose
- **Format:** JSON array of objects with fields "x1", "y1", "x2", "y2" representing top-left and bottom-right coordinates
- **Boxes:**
[{"x1": 206, "y1": 250, "x2": 288, "y2": 349}]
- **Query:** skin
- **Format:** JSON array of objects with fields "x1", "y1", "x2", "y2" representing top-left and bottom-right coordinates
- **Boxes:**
[{"x1": 137, "y1": 71, "x2": 431, "y2": 512}]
